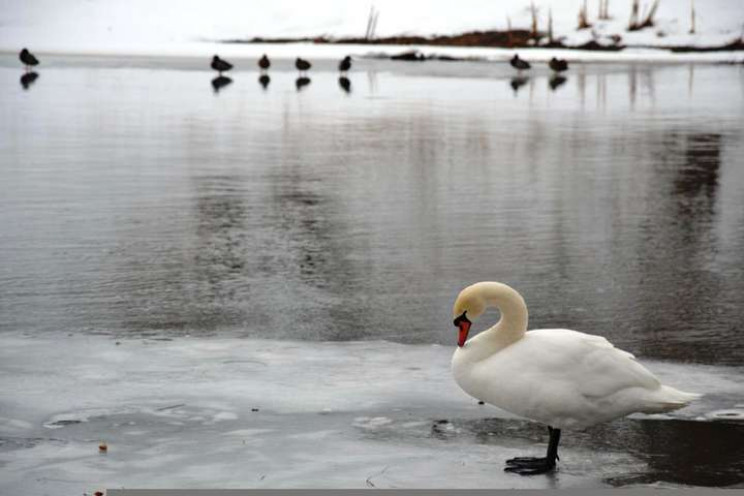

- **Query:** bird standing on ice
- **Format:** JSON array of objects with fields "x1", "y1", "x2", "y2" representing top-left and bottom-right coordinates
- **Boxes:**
[
  {"x1": 19, "y1": 48, "x2": 39, "y2": 71},
  {"x1": 211, "y1": 55, "x2": 233, "y2": 75},
  {"x1": 338, "y1": 55, "x2": 352, "y2": 74},
  {"x1": 509, "y1": 54, "x2": 531, "y2": 72},
  {"x1": 549, "y1": 57, "x2": 569, "y2": 73},
  {"x1": 258, "y1": 54, "x2": 270, "y2": 72},
  {"x1": 451, "y1": 281, "x2": 700, "y2": 475},
  {"x1": 295, "y1": 57, "x2": 311, "y2": 76}
]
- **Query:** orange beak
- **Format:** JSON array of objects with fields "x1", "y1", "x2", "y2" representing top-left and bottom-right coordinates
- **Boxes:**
[
  {"x1": 454, "y1": 311, "x2": 472, "y2": 347},
  {"x1": 457, "y1": 320, "x2": 471, "y2": 347}
]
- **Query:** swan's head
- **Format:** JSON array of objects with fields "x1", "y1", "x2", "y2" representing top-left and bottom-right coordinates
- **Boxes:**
[{"x1": 452, "y1": 285, "x2": 486, "y2": 347}]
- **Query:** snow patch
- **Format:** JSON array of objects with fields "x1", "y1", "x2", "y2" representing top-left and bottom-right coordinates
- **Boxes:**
[
  {"x1": 0, "y1": 332, "x2": 742, "y2": 493},
  {"x1": 0, "y1": 0, "x2": 742, "y2": 60},
  {"x1": 0, "y1": 417, "x2": 33, "y2": 433},
  {"x1": 703, "y1": 409, "x2": 744, "y2": 422},
  {"x1": 211, "y1": 411, "x2": 239, "y2": 422},
  {"x1": 353, "y1": 416, "x2": 394, "y2": 429}
]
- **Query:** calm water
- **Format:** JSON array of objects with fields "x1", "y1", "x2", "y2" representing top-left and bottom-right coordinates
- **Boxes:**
[{"x1": 1, "y1": 54, "x2": 743, "y2": 365}]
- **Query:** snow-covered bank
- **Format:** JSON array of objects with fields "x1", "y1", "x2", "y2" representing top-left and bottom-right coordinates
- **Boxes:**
[
  {"x1": 2, "y1": 41, "x2": 743, "y2": 66},
  {"x1": 0, "y1": 332, "x2": 742, "y2": 493},
  {"x1": 1, "y1": 0, "x2": 743, "y2": 61}
]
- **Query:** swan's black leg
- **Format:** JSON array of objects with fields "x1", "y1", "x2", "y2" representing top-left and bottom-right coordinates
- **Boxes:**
[{"x1": 504, "y1": 426, "x2": 561, "y2": 475}]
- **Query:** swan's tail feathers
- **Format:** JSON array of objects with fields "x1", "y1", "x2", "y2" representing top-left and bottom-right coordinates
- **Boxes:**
[{"x1": 642, "y1": 385, "x2": 702, "y2": 413}]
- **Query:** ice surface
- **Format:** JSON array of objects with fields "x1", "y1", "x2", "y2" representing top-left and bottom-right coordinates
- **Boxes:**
[{"x1": 0, "y1": 332, "x2": 742, "y2": 493}]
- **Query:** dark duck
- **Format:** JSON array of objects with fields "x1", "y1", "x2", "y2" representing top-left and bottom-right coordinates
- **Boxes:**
[
  {"x1": 295, "y1": 57, "x2": 311, "y2": 75},
  {"x1": 338, "y1": 56, "x2": 352, "y2": 73},
  {"x1": 549, "y1": 57, "x2": 569, "y2": 73},
  {"x1": 211, "y1": 55, "x2": 233, "y2": 75},
  {"x1": 258, "y1": 54, "x2": 270, "y2": 72},
  {"x1": 19, "y1": 48, "x2": 39, "y2": 71},
  {"x1": 510, "y1": 54, "x2": 531, "y2": 72}
]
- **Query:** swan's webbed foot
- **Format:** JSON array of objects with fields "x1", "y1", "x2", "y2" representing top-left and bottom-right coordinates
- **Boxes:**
[
  {"x1": 504, "y1": 426, "x2": 561, "y2": 476},
  {"x1": 507, "y1": 452, "x2": 559, "y2": 464},
  {"x1": 506, "y1": 456, "x2": 550, "y2": 465},
  {"x1": 504, "y1": 456, "x2": 556, "y2": 475}
]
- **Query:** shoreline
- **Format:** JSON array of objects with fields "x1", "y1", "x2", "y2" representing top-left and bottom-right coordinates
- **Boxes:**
[
  {"x1": 221, "y1": 29, "x2": 744, "y2": 54},
  {"x1": 1, "y1": 44, "x2": 743, "y2": 66}
]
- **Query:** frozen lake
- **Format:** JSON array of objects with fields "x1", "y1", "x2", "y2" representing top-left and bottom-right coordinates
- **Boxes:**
[
  {"x1": 1, "y1": 53, "x2": 743, "y2": 492},
  {"x1": 0, "y1": 333, "x2": 743, "y2": 493}
]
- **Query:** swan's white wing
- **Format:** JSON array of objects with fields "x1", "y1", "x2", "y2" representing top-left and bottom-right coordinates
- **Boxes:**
[
  {"x1": 518, "y1": 329, "x2": 661, "y2": 398},
  {"x1": 455, "y1": 328, "x2": 694, "y2": 428}
]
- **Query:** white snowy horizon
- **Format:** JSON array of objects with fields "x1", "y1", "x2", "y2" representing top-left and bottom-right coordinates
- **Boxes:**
[{"x1": 1, "y1": 0, "x2": 743, "y2": 57}]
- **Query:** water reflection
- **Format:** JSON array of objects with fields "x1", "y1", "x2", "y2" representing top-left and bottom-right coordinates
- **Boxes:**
[
  {"x1": 632, "y1": 131, "x2": 725, "y2": 361},
  {"x1": 674, "y1": 133, "x2": 721, "y2": 204},
  {"x1": 367, "y1": 69, "x2": 378, "y2": 94},
  {"x1": 604, "y1": 419, "x2": 744, "y2": 487},
  {"x1": 688, "y1": 64, "x2": 695, "y2": 97},
  {"x1": 258, "y1": 74, "x2": 270, "y2": 90},
  {"x1": 338, "y1": 76, "x2": 351, "y2": 94},
  {"x1": 1, "y1": 60, "x2": 743, "y2": 365},
  {"x1": 20, "y1": 71, "x2": 39, "y2": 90},
  {"x1": 628, "y1": 65, "x2": 656, "y2": 109},
  {"x1": 269, "y1": 176, "x2": 368, "y2": 340},
  {"x1": 578, "y1": 68, "x2": 587, "y2": 108},
  {"x1": 193, "y1": 178, "x2": 247, "y2": 274},
  {"x1": 453, "y1": 416, "x2": 744, "y2": 487},
  {"x1": 548, "y1": 75, "x2": 567, "y2": 91},
  {"x1": 596, "y1": 73, "x2": 607, "y2": 111},
  {"x1": 642, "y1": 68, "x2": 656, "y2": 102},
  {"x1": 295, "y1": 76, "x2": 311, "y2": 91},
  {"x1": 211, "y1": 75, "x2": 233, "y2": 94},
  {"x1": 190, "y1": 175, "x2": 251, "y2": 328},
  {"x1": 510, "y1": 76, "x2": 529, "y2": 95}
]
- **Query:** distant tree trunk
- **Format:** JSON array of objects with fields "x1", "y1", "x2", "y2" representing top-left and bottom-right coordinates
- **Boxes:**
[
  {"x1": 530, "y1": 1, "x2": 539, "y2": 38},
  {"x1": 365, "y1": 6, "x2": 379, "y2": 40},
  {"x1": 689, "y1": 0, "x2": 696, "y2": 34},
  {"x1": 639, "y1": 0, "x2": 660, "y2": 29},
  {"x1": 365, "y1": 6, "x2": 374, "y2": 40},
  {"x1": 629, "y1": 0, "x2": 639, "y2": 30},
  {"x1": 548, "y1": 8, "x2": 554, "y2": 43},
  {"x1": 507, "y1": 16, "x2": 513, "y2": 46},
  {"x1": 599, "y1": 0, "x2": 611, "y2": 20},
  {"x1": 370, "y1": 11, "x2": 379, "y2": 39},
  {"x1": 578, "y1": 0, "x2": 591, "y2": 29}
]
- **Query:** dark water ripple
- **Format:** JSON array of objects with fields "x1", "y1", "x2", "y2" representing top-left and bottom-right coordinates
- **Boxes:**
[{"x1": 1, "y1": 57, "x2": 743, "y2": 365}]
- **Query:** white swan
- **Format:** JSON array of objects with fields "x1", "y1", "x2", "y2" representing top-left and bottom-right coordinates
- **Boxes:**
[{"x1": 451, "y1": 281, "x2": 700, "y2": 475}]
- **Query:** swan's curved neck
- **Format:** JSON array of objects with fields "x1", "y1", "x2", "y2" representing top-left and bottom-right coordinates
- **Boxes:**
[{"x1": 480, "y1": 282, "x2": 529, "y2": 346}]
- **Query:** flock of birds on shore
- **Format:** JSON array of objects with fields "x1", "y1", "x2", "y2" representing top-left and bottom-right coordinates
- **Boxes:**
[
  {"x1": 17, "y1": 47, "x2": 569, "y2": 94},
  {"x1": 210, "y1": 53, "x2": 354, "y2": 93},
  {"x1": 209, "y1": 52, "x2": 569, "y2": 94},
  {"x1": 510, "y1": 54, "x2": 570, "y2": 92}
]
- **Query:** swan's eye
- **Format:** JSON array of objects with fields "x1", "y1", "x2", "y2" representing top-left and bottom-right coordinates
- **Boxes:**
[{"x1": 453, "y1": 311, "x2": 470, "y2": 327}]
